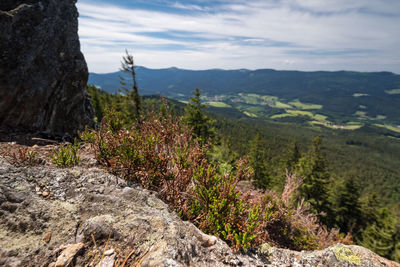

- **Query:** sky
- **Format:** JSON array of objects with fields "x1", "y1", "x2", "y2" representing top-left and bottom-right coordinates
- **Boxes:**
[{"x1": 77, "y1": 0, "x2": 400, "y2": 74}]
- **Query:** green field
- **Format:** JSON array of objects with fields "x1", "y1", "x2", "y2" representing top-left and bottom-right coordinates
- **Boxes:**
[
  {"x1": 309, "y1": 121, "x2": 363, "y2": 130},
  {"x1": 355, "y1": 111, "x2": 367, "y2": 117},
  {"x1": 385, "y1": 89, "x2": 400, "y2": 95},
  {"x1": 353, "y1": 93, "x2": 369, "y2": 97},
  {"x1": 200, "y1": 92, "x2": 394, "y2": 134},
  {"x1": 355, "y1": 111, "x2": 387, "y2": 121},
  {"x1": 286, "y1": 110, "x2": 327, "y2": 121},
  {"x1": 288, "y1": 100, "x2": 323, "y2": 110},
  {"x1": 270, "y1": 113, "x2": 296, "y2": 119},
  {"x1": 270, "y1": 101, "x2": 292, "y2": 109},
  {"x1": 243, "y1": 111, "x2": 258, "y2": 118},
  {"x1": 205, "y1": 101, "x2": 232, "y2": 108},
  {"x1": 374, "y1": 124, "x2": 400, "y2": 133},
  {"x1": 271, "y1": 110, "x2": 328, "y2": 123}
]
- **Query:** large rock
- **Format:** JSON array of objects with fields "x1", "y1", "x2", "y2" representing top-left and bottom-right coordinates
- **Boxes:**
[
  {"x1": 0, "y1": 0, "x2": 93, "y2": 136},
  {"x1": 0, "y1": 157, "x2": 399, "y2": 266}
]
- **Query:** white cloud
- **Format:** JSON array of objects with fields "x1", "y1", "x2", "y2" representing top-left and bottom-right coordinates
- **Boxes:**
[{"x1": 77, "y1": 0, "x2": 400, "y2": 73}]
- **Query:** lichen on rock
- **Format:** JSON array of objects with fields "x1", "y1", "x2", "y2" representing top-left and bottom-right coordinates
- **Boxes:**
[{"x1": 333, "y1": 245, "x2": 361, "y2": 265}]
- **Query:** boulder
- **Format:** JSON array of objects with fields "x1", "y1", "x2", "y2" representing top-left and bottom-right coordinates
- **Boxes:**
[{"x1": 0, "y1": 0, "x2": 93, "y2": 136}]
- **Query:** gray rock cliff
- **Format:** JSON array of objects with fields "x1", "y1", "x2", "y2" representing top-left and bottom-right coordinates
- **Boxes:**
[{"x1": 0, "y1": 0, "x2": 93, "y2": 135}]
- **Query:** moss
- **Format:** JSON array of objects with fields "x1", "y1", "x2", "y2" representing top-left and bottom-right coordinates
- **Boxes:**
[{"x1": 333, "y1": 245, "x2": 361, "y2": 265}]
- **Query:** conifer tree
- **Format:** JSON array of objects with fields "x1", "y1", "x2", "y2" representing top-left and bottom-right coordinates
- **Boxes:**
[
  {"x1": 297, "y1": 136, "x2": 332, "y2": 222},
  {"x1": 332, "y1": 176, "x2": 362, "y2": 234},
  {"x1": 184, "y1": 88, "x2": 214, "y2": 144},
  {"x1": 360, "y1": 192, "x2": 380, "y2": 229},
  {"x1": 120, "y1": 50, "x2": 141, "y2": 123},
  {"x1": 249, "y1": 132, "x2": 271, "y2": 189},
  {"x1": 360, "y1": 208, "x2": 398, "y2": 259},
  {"x1": 284, "y1": 138, "x2": 301, "y2": 174}
]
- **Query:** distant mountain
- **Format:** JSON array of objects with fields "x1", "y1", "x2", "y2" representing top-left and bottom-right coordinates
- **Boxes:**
[{"x1": 89, "y1": 67, "x2": 400, "y2": 125}]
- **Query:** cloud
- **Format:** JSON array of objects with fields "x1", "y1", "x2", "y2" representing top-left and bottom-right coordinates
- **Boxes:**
[{"x1": 77, "y1": 0, "x2": 400, "y2": 73}]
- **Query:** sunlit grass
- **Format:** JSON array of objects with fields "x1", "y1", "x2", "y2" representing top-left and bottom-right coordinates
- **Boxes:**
[
  {"x1": 270, "y1": 101, "x2": 292, "y2": 109},
  {"x1": 288, "y1": 100, "x2": 322, "y2": 110},
  {"x1": 273, "y1": 110, "x2": 328, "y2": 122},
  {"x1": 205, "y1": 101, "x2": 232, "y2": 108},
  {"x1": 286, "y1": 109, "x2": 314, "y2": 117},
  {"x1": 353, "y1": 93, "x2": 369, "y2": 97},
  {"x1": 243, "y1": 111, "x2": 258, "y2": 118},
  {"x1": 385, "y1": 89, "x2": 400, "y2": 95},
  {"x1": 374, "y1": 124, "x2": 400, "y2": 133},
  {"x1": 310, "y1": 121, "x2": 363, "y2": 130},
  {"x1": 270, "y1": 113, "x2": 296, "y2": 119}
]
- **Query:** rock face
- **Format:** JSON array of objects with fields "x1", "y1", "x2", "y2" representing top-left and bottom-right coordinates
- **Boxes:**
[
  {"x1": 0, "y1": 0, "x2": 93, "y2": 136},
  {"x1": 0, "y1": 157, "x2": 399, "y2": 266}
]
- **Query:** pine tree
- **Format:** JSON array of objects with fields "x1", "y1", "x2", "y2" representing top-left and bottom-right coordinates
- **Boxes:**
[
  {"x1": 184, "y1": 88, "x2": 214, "y2": 144},
  {"x1": 249, "y1": 132, "x2": 271, "y2": 189},
  {"x1": 360, "y1": 192, "x2": 380, "y2": 228},
  {"x1": 332, "y1": 176, "x2": 362, "y2": 234},
  {"x1": 297, "y1": 136, "x2": 332, "y2": 222},
  {"x1": 120, "y1": 50, "x2": 141, "y2": 123},
  {"x1": 284, "y1": 138, "x2": 301, "y2": 174},
  {"x1": 360, "y1": 208, "x2": 398, "y2": 259}
]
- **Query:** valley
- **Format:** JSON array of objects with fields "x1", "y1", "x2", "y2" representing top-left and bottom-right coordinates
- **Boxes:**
[{"x1": 89, "y1": 67, "x2": 400, "y2": 135}]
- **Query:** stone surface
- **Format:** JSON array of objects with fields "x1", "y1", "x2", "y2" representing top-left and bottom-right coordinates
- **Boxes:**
[
  {"x1": 257, "y1": 243, "x2": 399, "y2": 267},
  {"x1": 96, "y1": 254, "x2": 116, "y2": 267},
  {"x1": 0, "y1": 0, "x2": 93, "y2": 136},
  {"x1": 0, "y1": 158, "x2": 398, "y2": 266},
  {"x1": 54, "y1": 243, "x2": 84, "y2": 267}
]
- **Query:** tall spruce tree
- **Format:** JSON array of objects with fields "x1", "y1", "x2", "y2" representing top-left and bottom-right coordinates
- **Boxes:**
[
  {"x1": 184, "y1": 88, "x2": 214, "y2": 144},
  {"x1": 284, "y1": 138, "x2": 301, "y2": 174},
  {"x1": 297, "y1": 136, "x2": 332, "y2": 223},
  {"x1": 360, "y1": 208, "x2": 399, "y2": 260},
  {"x1": 332, "y1": 176, "x2": 362, "y2": 234},
  {"x1": 249, "y1": 132, "x2": 271, "y2": 189}
]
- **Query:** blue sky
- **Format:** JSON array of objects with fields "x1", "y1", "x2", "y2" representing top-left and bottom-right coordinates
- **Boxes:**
[{"x1": 77, "y1": 0, "x2": 400, "y2": 73}]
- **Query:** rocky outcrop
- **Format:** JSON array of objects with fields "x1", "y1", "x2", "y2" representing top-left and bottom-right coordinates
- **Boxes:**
[
  {"x1": 0, "y1": 156, "x2": 398, "y2": 266},
  {"x1": 0, "y1": 0, "x2": 93, "y2": 136}
]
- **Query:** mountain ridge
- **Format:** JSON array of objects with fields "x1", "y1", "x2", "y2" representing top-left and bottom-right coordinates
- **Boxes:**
[{"x1": 89, "y1": 67, "x2": 400, "y2": 126}]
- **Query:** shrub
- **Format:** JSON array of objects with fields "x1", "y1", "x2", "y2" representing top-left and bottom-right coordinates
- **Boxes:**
[
  {"x1": 83, "y1": 105, "x2": 343, "y2": 251},
  {"x1": 183, "y1": 158, "x2": 257, "y2": 250},
  {"x1": 83, "y1": 106, "x2": 206, "y2": 198},
  {"x1": 51, "y1": 138, "x2": 81, "y2": 168},
  {"x1": 3, "y1": 147, "x2": 42, "y2": 166},
  {"x1": 252, "y1": 172, "x2": 348, "y2": 250}
]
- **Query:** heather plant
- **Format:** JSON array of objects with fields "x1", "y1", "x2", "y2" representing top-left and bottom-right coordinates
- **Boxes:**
[
  {"x1": 84, "y1": 105, "x2": 206, "y2": 199},
  {"x1": 51, "y1": 138, "x2": 81, "y2": 168},
  {"x1": 3, "y1": 147, "x2": 42, "y2": 166},
  {"x1": 83, "y1": 104, "x2": 342, "y2": 251},
  {"x1": 184, "y1": 158, "x2": 258, "y2": 250},
  {"x1": 252, "y1": 171, "x2": 347, "y2": 250}
]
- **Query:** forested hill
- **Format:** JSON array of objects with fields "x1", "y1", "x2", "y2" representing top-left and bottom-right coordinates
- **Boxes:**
[
  {"x1": 90, "y1": 67, "x2": 400, "y2": 97},
  {"x1": 89, "y1": 67, "x2": 400, "y2": 125}
]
